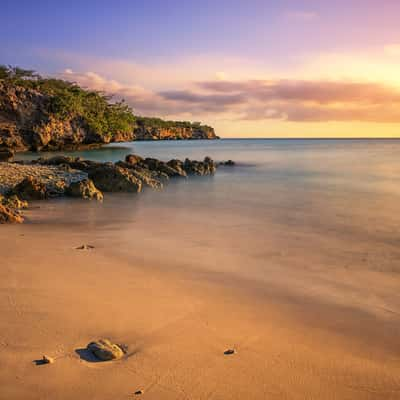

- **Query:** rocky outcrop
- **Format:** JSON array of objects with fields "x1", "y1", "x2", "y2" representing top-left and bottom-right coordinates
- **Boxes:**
[
  {"x1": 125, "y1": 154, "x2": 143, "y2": 165},
  {"x1": 183, "y1": 157, "x2": 216, "y2": 175},
  {"x1": 0, "y1": 204, "x2": 24, "y2": 223},
  {"x1": 133, "y1": 121, "x2": 218, "y2": 141},
  {"x1": 218, "y1": 160, "x2": 235, "y2": 166},
  {"x1": 3, "y1": 153, "x2": 221, "y2": 222},
  {"x1": 1, "y1": 194, "x2": 28, "y2": 209},
  {"x1": 39, "y1": 154, "x2": 217, "y2": 191},
  {"x1": 88, "y1": 164, "x2": 143, "y2": 193},
  {"x1": 10, "y1": 177, "x2": 48, "y2": 200},
  {"x1": 116, "y1": 161, "x2": 164, "y2": 189},
  {"x1": 166, "y1": 159, "x2": 187, "y2": 177},
  {"x1": 0, "y1": 193, "x2": 26, "y2": 224},
  {"x1": 140, "y1": 157, "x2": 187, "y2": 177},
  {"x1": 66, "y1": 179, "x2": 103, "y2": 201},
  {"x1": 0, "y1": 161, "x2": 87, "y2": 196}
]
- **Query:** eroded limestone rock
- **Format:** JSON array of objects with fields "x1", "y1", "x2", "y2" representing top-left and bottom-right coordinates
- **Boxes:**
[
  {"x1": 66, "y1": 179, "x2": 103, "y2": 201},
  {"x1": 11, "y1": 177, "x2": 48, "y2": 200},
  {"x1": 0, "y1": 204, "x2": 24, "y2": 224}
]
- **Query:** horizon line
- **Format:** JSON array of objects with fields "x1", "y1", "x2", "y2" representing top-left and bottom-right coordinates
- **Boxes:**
[{"x1": 218, "y1": 136, "x2": 400, "y2": 140}]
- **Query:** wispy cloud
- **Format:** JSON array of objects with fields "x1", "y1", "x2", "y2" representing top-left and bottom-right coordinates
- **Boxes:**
[{"x1": 59, "y1": 69, "x2": 400, "y2": 123}]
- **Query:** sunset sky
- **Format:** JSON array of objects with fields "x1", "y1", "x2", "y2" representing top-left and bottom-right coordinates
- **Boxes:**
[{"x1": 2, "y1": 0, "x2": 400, "y2": 137}]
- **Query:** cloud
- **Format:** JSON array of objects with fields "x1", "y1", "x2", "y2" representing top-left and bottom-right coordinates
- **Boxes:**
[
  {"x1": 162, "y1": 80, "x2": 400, "y2": 122},
  {"x1": 58, "y1": 69, "x2": 400, "y2": 123}
]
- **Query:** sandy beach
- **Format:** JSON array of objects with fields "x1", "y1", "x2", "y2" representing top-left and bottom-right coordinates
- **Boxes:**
[
  {"x1": 3, "y1": 0, "x2": 400, "y2": 397},
  {"x1": 1, "y1": 192, "x2": 400, "y2": 400}
]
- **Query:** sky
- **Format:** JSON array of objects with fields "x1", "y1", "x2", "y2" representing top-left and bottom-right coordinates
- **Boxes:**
[{"x1": 2, "y1": 0, "x2": 400, "y2": 137}]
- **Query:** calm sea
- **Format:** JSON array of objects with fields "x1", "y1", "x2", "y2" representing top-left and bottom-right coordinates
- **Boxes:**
[{"x1": 17, "y1": 138, "x2": 400, "y2": 197}]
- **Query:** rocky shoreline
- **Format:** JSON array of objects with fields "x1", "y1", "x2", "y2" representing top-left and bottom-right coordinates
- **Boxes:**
[{"x1": 0, "y1": 154, "x2": 233, "y2": 223}]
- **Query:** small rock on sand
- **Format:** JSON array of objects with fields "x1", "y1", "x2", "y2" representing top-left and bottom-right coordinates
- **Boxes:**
[
  {"x1": 134, "y1": 390, "x2": 144, "y2": 395},
  {"x1": 87, "y1": 339, "x2": 124, "y2": 361},
  {"x1": 42, "y1": 355, "x2": 54, "y2": 364},
  {"x1": 224, "y1": 349, "x2": 236, "y2": 355}
]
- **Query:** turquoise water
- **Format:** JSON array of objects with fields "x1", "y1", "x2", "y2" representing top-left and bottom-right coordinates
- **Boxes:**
[{"x1": 17, "y1": 138, "x2": 400, "y2": 196}]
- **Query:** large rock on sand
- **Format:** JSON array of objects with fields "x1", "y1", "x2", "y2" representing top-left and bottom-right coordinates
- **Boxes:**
[
  {"x1": 11, "y1": 177, "x2": 48, "y2": 200},
  {"x1": 66, "y1": 179, "x2": 103, "y2": 201},
  {"x1": 87, "y1": 339, "x2": 124, "y2": 361},
  {"x1": 0, "y1": 204, "x2": 24, "y2": 223}
]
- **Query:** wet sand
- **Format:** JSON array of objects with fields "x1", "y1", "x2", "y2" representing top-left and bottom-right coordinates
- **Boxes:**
[{"x1": 1, "y1": 195, "x2": 400, "y2": 399}]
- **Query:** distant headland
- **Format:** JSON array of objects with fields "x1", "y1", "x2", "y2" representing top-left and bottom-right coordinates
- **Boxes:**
[{"x1": 0, "y1": 65, "x2": 218, "y2": 153}]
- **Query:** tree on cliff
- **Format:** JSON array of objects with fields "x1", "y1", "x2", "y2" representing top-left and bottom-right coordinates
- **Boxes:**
[
  {"x1": 0, "y1": 65, "x2": 135, "y2": 139},
  {"x1": 0, "y1": 65, "x2": 39, "y2": 82}
]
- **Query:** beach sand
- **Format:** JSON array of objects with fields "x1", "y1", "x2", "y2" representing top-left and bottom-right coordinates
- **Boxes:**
[{"x1": 1, "y1": 197, "x2": 400, "y2": 400}]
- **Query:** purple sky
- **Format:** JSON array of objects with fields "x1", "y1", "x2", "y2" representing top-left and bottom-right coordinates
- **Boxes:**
[{"x1": 2, "y1": 0, "x2": 400, "y2": 137}]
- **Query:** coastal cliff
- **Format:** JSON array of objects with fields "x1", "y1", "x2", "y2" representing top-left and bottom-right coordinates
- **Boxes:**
[
  {"x1": 0, "y1": 81, "x2": 113, "y2": 151},
  {"x1": 134, "y1": 117, "x2": 217, "y2": 141},
  {"x1": 0, "y1": 66, "x2": 218, "y2": 153}
]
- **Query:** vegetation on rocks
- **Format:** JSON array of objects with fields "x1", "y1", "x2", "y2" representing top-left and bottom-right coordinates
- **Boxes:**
[
  {"x1": 135, "y1": 116, "x2": 213, "y2": 132},
  {"x1": 0, "y1": 65, "x2": 134, "y2": 143}
]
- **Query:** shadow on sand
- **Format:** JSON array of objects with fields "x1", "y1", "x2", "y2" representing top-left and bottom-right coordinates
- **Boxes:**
[
  {"x1": 75, "y1": 344, "x2": 133, "y2": 363},
  {"x1": 75, "y1": 348, "x2": 104, "y2": 363},
  {"x1": 33, "y1": 358, "x2": 49, "y2": 366}
]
